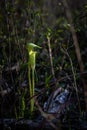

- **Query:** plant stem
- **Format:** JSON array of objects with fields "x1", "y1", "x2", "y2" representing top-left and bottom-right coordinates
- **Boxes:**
[
  {"x1": 60, "y1": 47, "x2": 81, "y2": 113},
  {"x1": 47, "y1": 36, "x2": 55, "y2": 78},
  {"x1": 28, "y1": 64, "x2": 33, "y2": 112},
  {"x1": 32, "y1": 68, "x2": 35, "y2": 96},
  {"x1": 62, "y1": 0, "x2": 87, "y2": 111},
  {"x1": 67, "y1": 52, "x2": 81, "y2": 113},
  {"x1": 32, "y1": 68, "x2": 35, "y2": 112}
]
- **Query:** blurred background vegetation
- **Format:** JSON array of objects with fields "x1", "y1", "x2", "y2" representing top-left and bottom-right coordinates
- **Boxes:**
[{"x1": 0, "y1": 0, "x2": 87, "y2": 118}]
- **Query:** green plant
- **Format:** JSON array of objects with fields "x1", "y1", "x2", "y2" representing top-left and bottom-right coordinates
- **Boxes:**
[
  {"x1": 26, "y1": 43, "x2": 41, "y2": 114},
  {"x1": 19, "y1": 90, "x2": 26, "y2": 118}
]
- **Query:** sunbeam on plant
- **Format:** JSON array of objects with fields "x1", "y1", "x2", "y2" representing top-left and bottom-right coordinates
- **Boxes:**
[{"x1": 26, "y1": 43, "x2": 41, "y2": 115}]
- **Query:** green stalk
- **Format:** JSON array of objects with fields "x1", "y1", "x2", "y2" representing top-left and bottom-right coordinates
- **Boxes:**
[
  {"x1": 31, "y1": 68, "x2": 35, "y2": 112},
  {"x1": 32, "y1": 69, "x2": 34, "y2": 96},
  {"x1": 26, "y1": 43, "x2": 41, "y2": 115},
  {"x1": 28, "y1": 63, "x2": 33, "y2": 112}
]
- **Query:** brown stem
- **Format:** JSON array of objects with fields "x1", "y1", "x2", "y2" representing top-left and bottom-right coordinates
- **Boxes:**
[
  {"x1": 62, "y1": 0, "x2": 87, "y2": 111},
  {"x1": 47, "y1": 36, "x2": 55, "y2": 78}
]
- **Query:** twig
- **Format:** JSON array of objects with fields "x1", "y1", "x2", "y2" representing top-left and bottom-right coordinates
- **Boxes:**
[
  {"x1": 60, "y1": 47, "x2": 81, "y2": 113},
  {"x1": 34, "y1": 97, "x2": 60, "y2": 130},
  {"x1": 62, "y1": 0, "x2": 87, "y2": 111}
]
